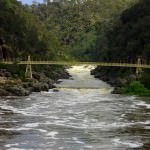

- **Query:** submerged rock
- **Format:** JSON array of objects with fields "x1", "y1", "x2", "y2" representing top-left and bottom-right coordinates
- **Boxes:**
[{"x1": 53, "y1": 89, "x2": 59, "y2": 92}]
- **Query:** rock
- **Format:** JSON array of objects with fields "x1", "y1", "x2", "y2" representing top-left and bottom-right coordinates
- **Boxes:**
[
  {"x1": 0, "y1": 88, "x2": 12, "y2": 96},
  {"x1": 32, "y1": 72, "x2": 42, "y2": 81},
  {"x1": 5, "y1": 86, "x2": 29, "y2": 96},
  {"x1": 0, "y1": 72, "x2": 5, "y2": 77},
  {"x1": 94, "y1": 73, "x2": 101, "y2": 78},
  {"x1": 42, "y1": 83, "x2": 49, "y2": 91},
  {"x1": 111, "y1": 87, "x2": 123, "y2": 94},
  {"x1": 0, "y1": 69, "x2": 7, "y2": 72},
  {"x1": 32, "y1": 82, "x2": 49, "y2": 92},
  {"x1": 26, "y1": 87, "x2": 33, "y2": 94},
  {"x1": 23, "y1": 78, "x2": 38, "y2": 83},
  {"x1": 0, "y1": 66, "x2": 70, "y2": 96},
  {"x1": 22, "y1": 83, "x2": 29, "y2": 88},
  {"x1": 0, "y1": 70, "x2": 12, "y2": 78},
  {"x1": 127, "y1": 74, "x2": 137, "y2": 81},
  {"x1": 48, "y1": 69, "x2": 70, "y2": 80},
  {"x1": 115, "y1": 78, "x2": 127, "y2": 87},
  {"x1": 46, "y1": 79, "x2": 54, "y2": 85},
  {"x1": 13, "y1": 74, "x2": 19, "y2": 79},
  {"x1": 4, "y1": 72, "x2": 12, "y2": 77},
  {"x1": 48, "y1": 84, "x2": 56, "y2": 89},
  {"x1": 53, "y1": 89, "x2": 59, "y2": 92}
]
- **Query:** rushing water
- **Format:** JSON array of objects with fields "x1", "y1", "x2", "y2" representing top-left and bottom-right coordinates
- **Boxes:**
[{"x1": 0, "y1": 65, "x2": 150, "y2": 150}]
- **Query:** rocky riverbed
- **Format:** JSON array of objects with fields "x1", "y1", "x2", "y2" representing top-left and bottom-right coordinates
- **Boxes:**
[{"x1": 0, "y1": 67, "x2": 70, "y2": 96}]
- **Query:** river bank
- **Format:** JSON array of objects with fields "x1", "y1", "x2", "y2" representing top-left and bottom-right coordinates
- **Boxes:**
[
  {"x1": 91, "y1": 66, "x2": 150, "y2": 96},
  {"x1": 0, "y1": 66, "x2": 70, "y2": 96}
]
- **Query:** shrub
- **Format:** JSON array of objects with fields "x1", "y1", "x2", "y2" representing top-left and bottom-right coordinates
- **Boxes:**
[{"x1": 123, "y1": 81, "x2": 150, "y2": 96}]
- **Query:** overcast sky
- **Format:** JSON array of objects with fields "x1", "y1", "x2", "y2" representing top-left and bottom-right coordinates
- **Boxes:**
[{"x1": 18, "y1": 0, "x2": 44, "y2": 5}]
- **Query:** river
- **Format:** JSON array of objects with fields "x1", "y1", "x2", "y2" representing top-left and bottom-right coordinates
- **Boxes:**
[{"x1": 0, "y1": 65, "x2": 149, "y2": 150}]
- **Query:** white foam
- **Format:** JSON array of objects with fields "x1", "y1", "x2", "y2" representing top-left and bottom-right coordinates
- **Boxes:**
[
  {"x1": 37, "y1": 129, "x2": 47, "y2": 133},
  {"x1": 0, "y1": 120, "x2": 18, "y2": 123},
  {"x1": 112, "y1": 138, "x2": 143, "y2": 148},
  {"x1": 7, "y1": 148, "x2": 32, "y2": 150},
  {"x1": 46, "y1": 131, "x2": 58, "y2": 137},
  {"x1": 25, "y1": 98, "x2": 31, "y2": 101},
  {"x1": 27, "y1": 120, "x2": 150, "y2": 131},
  {"x1": 84, "y1": 145, "x2": 93, "y2": 148},
  {"x1": 121, "y1": 114, "x2": 125, "y2": 117},
  {"x1": 58, "y1": 147, "x2": 64, "y2": 150},
  {"x1": 55, "y1": 65, "x2": 111, "y2": 91},
  {"x1": 0, "y1": 127, "x2": 47, "y2": 133},
  {"x1": 5, "y1": 143, "x2": 19, "y2": 148},
  {"x1": 0, "y1": 127, "x2": 32, "y2": 131},
  {"x1": 23, "y1": 123, "x2": 40, "y2": 128},
  {"x1": 45, "y1": 116, "x2": 59, "y2": 119},
  {"x1": 135, "y1": 101, "x2": 150, "y2": 109},
  {"x1": 144, "y1": 126, "x2": 150, "y2": 129},
  {"x1": 72, "y1": 137, "x2": 85, "y2": 144},
  {"x1": 0, "y1": 104, "x2": 29, "y2": 116}
]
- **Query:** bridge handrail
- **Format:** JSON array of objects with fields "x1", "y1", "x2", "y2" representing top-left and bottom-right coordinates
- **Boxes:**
[{"x1": 0, "y1": 60, "x2": 149, "y2": 68}]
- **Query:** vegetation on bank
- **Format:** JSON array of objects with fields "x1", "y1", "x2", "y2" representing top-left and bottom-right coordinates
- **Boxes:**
[
  {"x1": 91, "y1": 0, "x2": 150, "y2": 95},
  {"x1": 123, "y1": 81, "x2": 150, "y2": 96}
]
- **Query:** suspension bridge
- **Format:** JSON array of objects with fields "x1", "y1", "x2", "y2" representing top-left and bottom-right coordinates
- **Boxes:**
[{"x1": 0, "y1": 56, "x2": 150, "y2": 79}]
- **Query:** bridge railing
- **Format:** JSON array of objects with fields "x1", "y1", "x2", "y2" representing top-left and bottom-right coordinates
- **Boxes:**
[
  {"x1": 0, "y1": 60, "x2": 150, "y2": 68},
  {"x1": 0, "y1": 56, "x2": 150, "y2": 79}
]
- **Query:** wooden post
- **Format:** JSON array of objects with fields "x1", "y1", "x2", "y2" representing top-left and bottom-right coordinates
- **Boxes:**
[
  {"x1": 25, "y1": 56, "x2": 32, "y2": 79},
  {"x1": 136, "y1": 57, "x2": 142, "y2": 76}
]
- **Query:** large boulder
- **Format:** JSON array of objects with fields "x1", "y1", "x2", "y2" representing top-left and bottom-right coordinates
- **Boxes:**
[
  {"x1": 111, "y1": 87, "x2": 123, "y2": 94},
  {"x1": 127, "y1": 74, "x2": 137, "y2": 82},
  {"x1": 32, "y1": 72, "x2": 43, "y2": 81},
  {"x1": 114, "y1": 77, "x2": 127, "y2": 87},
  {"x1": 5, "y1": 86, "x2": 30, "y2": 96},
  {"x1": 32, "y1": 82, "x2": 49, "y2": 92},
  {"x1": 0, "y1": 88, "x2": 12, "y2": 96},
  {"x1": 0, "y1": 69, "x2": 12, "y2": 78},
  {"x1": 4, "y1": 72, "x2": 12, "y2": 77}
]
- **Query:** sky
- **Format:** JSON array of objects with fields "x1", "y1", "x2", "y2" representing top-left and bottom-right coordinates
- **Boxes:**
[{"x1": 18, "y1": 0, "x2": 44, "y2": 5}]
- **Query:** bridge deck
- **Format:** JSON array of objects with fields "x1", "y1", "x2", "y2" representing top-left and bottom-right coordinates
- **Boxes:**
[{"x1": 1, "y1": 61, "x2": 150, "y2": 68}]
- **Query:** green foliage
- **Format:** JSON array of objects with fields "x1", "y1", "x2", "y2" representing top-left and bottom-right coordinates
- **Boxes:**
[
  {"x1": 92, "y1": 0, "x2": 150, "y2": 91},
  {"x1": 0, "y1": 0, "x2": 138, "y2": 61},
  {"x1": 140, "y1": 70, "x2": 150, "y2": 89},
  {"x1": 93, "y1": 0, "x2": 150, "y2": 62},
  {"x1": 29, "y1": 0, "x2": 136, "y2": 61},
  {"x1": 0, "y1": 0, "x2": 70, "y2": 60},
  {"x1": 0, "y1": 63, "x2": 25, "y2": 79},
  {"x1": 123, "y1": 81, "x2": 150, "y2": 96}
]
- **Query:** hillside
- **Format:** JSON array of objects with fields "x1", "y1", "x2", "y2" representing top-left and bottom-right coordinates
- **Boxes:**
[{"x1": 92, "y1": 0, "x2": 150, "y2": 94}]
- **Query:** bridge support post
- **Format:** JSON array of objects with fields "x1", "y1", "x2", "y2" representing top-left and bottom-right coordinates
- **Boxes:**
[
  {"x1": 25, "y1": 56, "x2": 32, "y2": 79},
  {"x1": 136, "y1": 57, "x2": 142, "y2": 76}
]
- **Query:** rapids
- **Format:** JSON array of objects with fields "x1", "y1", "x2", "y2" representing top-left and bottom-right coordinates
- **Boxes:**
[{"x1": 0, "y1": 65, "x2": 149, "y2": 150}]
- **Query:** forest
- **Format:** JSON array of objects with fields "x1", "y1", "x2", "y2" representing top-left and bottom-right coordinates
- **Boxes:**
[{"x1": 0, "y1": 0, "x2": 149, "y2": 94}]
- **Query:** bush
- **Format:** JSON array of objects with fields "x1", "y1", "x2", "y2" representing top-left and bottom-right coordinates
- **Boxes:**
[{"x1": 123, "y1": 81, "x2": 150, "y2": 96}]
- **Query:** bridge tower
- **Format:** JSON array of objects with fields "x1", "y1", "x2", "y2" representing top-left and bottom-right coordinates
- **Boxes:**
[
  {"x1": 136, "y1": 57, "x2": 142, "y2": 76},
  {"x1": 25, "y1": 56, "x2": 32, "y2": 79}
]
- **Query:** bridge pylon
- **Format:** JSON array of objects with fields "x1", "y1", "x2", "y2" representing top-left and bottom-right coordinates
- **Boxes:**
[
  {"x1": 136, "y1": 57, "x2": 142, "y2": 76},
  {"x1": 25, "y1": 56, "x2": 32, "y2": 79}
]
